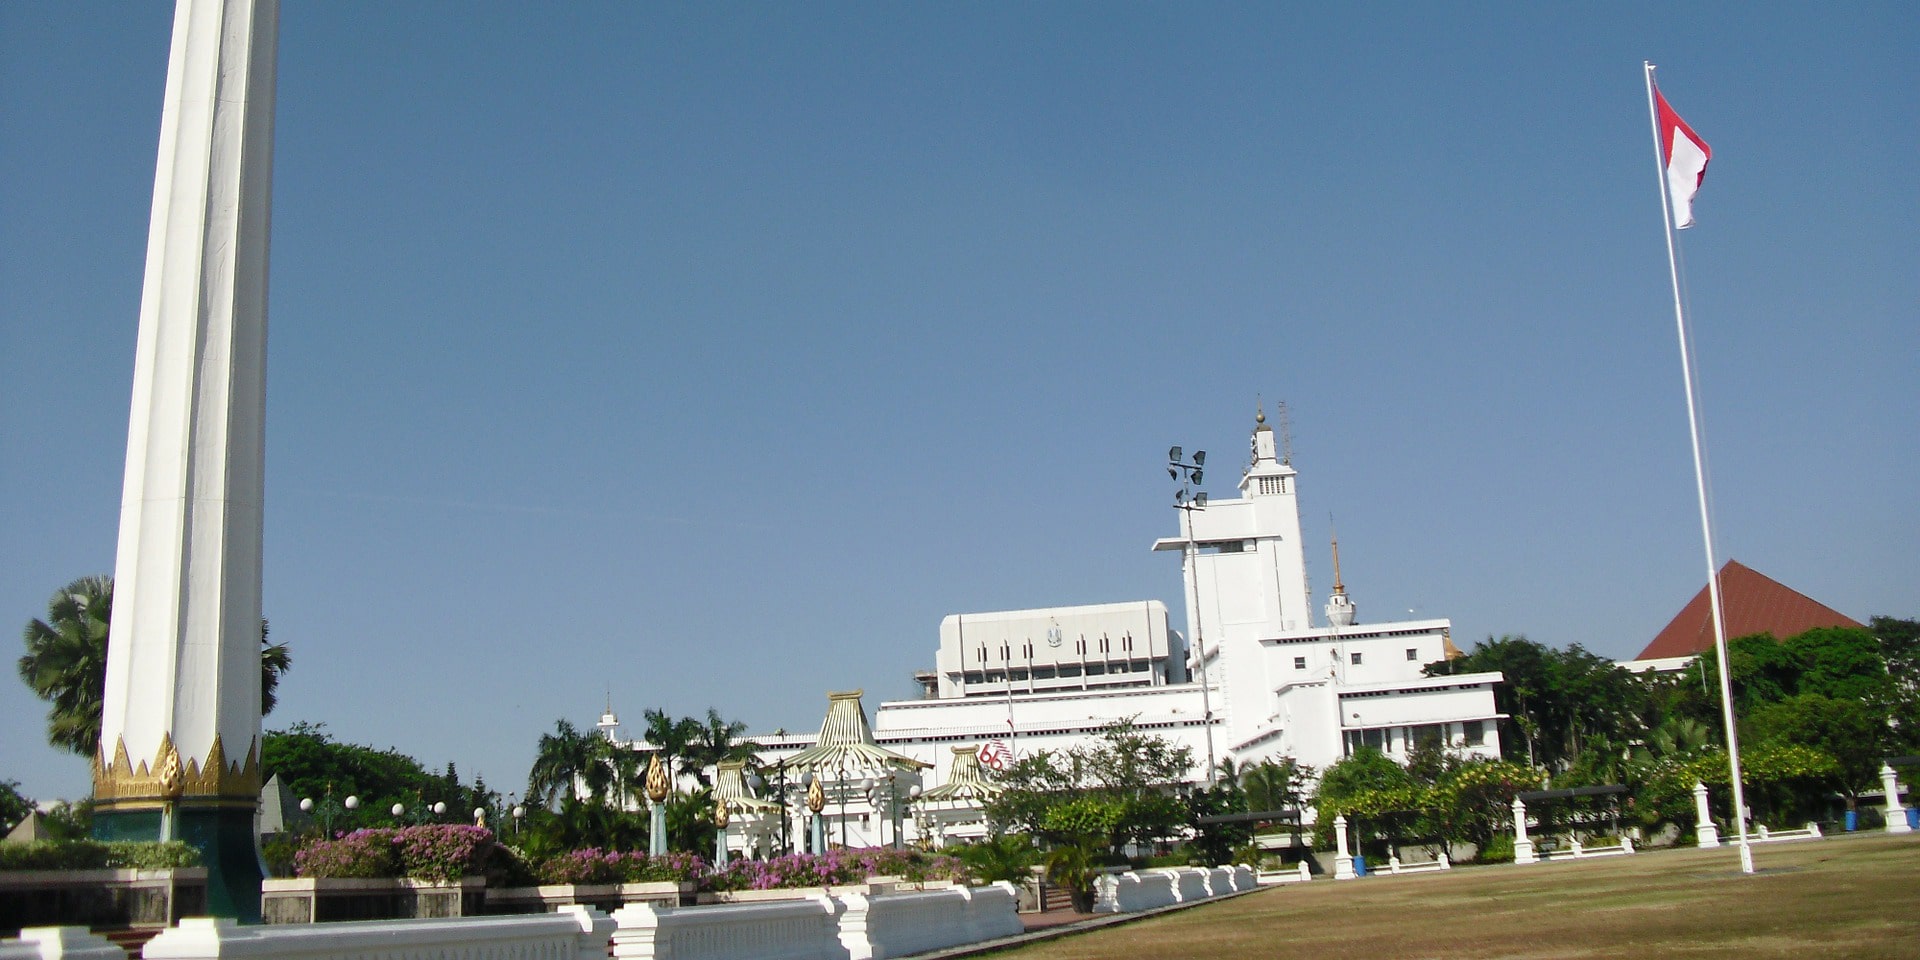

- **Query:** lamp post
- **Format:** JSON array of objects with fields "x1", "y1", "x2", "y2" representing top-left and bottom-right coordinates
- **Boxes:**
[
  {"x1": 773, "y1": 763, "x2": 791, "y2": 855},
  {"x1": 297, "y1": 786, "x2": 359, "y2": 837},
  {"x1": 1169, "y1": 444, "x2": 1217, "y2": 783}
]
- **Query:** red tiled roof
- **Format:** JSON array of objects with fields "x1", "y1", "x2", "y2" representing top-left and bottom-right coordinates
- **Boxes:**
[{"x1": 1636, "y1": 559, "x2": 1863, "y2": 660}]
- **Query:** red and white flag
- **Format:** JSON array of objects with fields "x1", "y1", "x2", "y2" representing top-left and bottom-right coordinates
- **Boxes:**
[{"x1": 1655, "y1": 89, "x2": 1711, "y2": 229}]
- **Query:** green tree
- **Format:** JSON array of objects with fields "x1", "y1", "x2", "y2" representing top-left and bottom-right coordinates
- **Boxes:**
[
  {"x1": 685, "y1": 709, "x2": 760, "y2": 786},
  {"x1": 1430, "y1": 635, "x2": 1644, "y2": 770},
  {"x1": 642, "y1": 709, "x2": 703, "y2": 781},
  {"x1": 19, "y1": 576, "x2": 291, "y2": 757},
  {"x1": 526, "y1": 719, "x2": 609, "y2": 810},
  {"x1": 261, "y1": 722, "x2": 474, "y2": 828},
  {"x1": 1744, "y1": 693, "x2": 1886, "y2": 806},
  {"x1": 985, "y1": 719, "x2": 1193, "y2": 856},
  {"x1": 0, "y1": 780, "x2": 33, "y2": 834},
  {"x1": 17, "y1": 577, "x2": 113, "y2": 756}
]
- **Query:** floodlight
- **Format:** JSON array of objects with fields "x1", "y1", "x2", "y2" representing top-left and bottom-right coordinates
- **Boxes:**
[
  {"x1": 1195, "y1": 492, "x2": 1208, "y2": 507},
  {"x1": 1169, "y1": 446, "x2": 1182, "y2": 463},
  {"x1": 1191, "y1": 469, "x2": 1203, "y2": 485},
  {"x1": 1193, "y1": 450, "x2": 1205, "y2": 466}
]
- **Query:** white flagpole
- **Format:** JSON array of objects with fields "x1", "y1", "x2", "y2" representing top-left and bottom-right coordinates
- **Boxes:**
[{"x1": 1644, "y1": 61, "x2": 1753, "y2": 875}]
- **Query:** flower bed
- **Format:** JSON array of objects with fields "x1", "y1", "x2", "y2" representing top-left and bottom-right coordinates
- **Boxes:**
[
  {"x1": 704, "y1": 847, "x2": 966, "y2": 893},
  {"x1": 294, "y1": 825, "x2": 493, "y2": 883}
]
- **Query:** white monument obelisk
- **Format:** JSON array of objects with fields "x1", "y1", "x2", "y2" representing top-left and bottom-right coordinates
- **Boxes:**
[{"x1": 93, "y1": 0, "x2": 278, "y2": 921}]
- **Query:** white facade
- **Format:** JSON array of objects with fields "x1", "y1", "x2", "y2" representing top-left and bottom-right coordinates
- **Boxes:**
[{"x1": 932, "y1": 601, "x2": 1185, "y2": 699}]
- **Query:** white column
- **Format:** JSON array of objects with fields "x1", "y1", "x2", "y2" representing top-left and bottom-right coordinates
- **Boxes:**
[
  {"x1": 1693, "y1": 782, "x2": 1720, "y2": 848},
  {"x1": 1511, "y1": 798, "x2": 1536, "y2": 865},
  {"x1": 1332, "y1": 814, "x2": 1354, "y2": 880},
  {"x1": 97, "y1": 0, "x2": 278, "y2": 806},
  {"x1": 1883, "y1": 765, "x2": 1911, "y2": 834}
]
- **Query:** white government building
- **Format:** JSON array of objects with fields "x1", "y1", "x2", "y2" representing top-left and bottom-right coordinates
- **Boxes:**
[{"x1": 610, "y1": 410, "x2": 1504, "y2": 852}]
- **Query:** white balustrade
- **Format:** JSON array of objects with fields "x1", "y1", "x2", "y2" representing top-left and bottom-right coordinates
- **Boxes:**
[
  {"x1": 143, "y1": 907, "x2": 614, "y2": 960},
  {"x1": 839, "y1": 884, "x2": 1020, "y2": 960},
  {"x1": 1333, "y1": 814, "x2": 1355, "y2": 879},
  {"x1": 1, "y1": 928, "x2": 126, "y2": 960},
  {"x1": 1512, "y1": 799, "x2": 1537, "y2": 865},
  {"x1": 1231, "y1": 865, "x2": 1256, "y2": 891},
  {"x1": 1203, "y1": 867, "x2": 1233, "y2": 896},
  {"x1": 1882, "y1": 765, "x2": 1911, "y2": 834},
  {"x1": 612, "y1": 897, "x2": 843, "y2": 960}
]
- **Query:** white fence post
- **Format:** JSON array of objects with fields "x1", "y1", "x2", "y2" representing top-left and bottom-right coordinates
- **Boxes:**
[
  {"x1": 1512, "y1": 798, "x2": 1537, "y2": 865},
  {"x1": 1333, "y1": 814, "x2": 1355, "y2": 879},
  {"x1": 1694, "y1": 782, "x2": 1720, "y2": 848},
  {"x1": 1883, "y1": 764, "x2": 1911, "y2": 834}
]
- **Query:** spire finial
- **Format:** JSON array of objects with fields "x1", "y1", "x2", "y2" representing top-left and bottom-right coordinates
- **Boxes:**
[
  {"x1": 1256, "y1": 396, "x2": 1265, "y2": 425},
  {"x1": 1330, "y1": 520, "x2": 1345, "y2": 595}
]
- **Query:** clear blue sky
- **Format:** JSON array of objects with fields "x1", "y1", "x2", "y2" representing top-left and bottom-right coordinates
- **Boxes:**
[{"x1": 3, "y1": 2, "x2": 1913, "y2": 803}]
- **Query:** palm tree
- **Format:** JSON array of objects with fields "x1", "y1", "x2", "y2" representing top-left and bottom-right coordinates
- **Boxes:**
[
  {"x1": 17, "y1": 577, "x2": 113, "y2": 757},
  {"x1": 526, "y1": 719, "x2": 601, "y2": 810},
  {"x1": 642, "y1": 709, "x2": 702, "y2": 781},
  {"x1": 17, "y1": 576, "x2": 293, "y2": 758},
  {"x1": 686, "y1": 708, "x2": 759, "y2": 786}
]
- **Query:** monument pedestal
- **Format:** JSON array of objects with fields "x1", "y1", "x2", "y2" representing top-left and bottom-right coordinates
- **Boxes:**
[{"x1": 95, "y1": 804, "x2": 263, "y2": 923}]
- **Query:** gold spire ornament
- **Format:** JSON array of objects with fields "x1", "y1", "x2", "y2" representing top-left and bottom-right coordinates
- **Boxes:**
[
  {"x1": 806, "y1": 776, "x2": 826, "y2": 814},
  {"x1": 645, "y1": 754, "x2": 670, "y2": 803},
  {"x1": 713, "y1": 799, "x2": 731, "y2": 828}
]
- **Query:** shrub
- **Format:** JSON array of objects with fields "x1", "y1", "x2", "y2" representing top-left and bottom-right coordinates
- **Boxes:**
[
  {"x1": 536, "y1": 847, "x2": 625, "y2": 885},
  {"x1": 0, "y1": 840, "x2": 199, "y2": 872},
  {"x1": 396, "y1": 825, "x2": 494, "y2": 883},
  {"x1": 618, "y1": 851, "x2": 705, "y2": 884},
  {"x1": 294, "y1": 830, "x2": 401, "y2": 879}
]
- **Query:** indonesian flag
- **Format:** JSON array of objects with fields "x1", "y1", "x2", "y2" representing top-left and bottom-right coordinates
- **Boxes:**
[
  {"x1": 1655, "y1": 89, "x2": 1711, "y2": 229},
  {"x1": 977, "y1": 739, "x2": 1013, "y2": 772}
]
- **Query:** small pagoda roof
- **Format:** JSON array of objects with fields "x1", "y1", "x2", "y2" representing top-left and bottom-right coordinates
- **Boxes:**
[
  {"x1": 714, "y1": 760, "x2": 781, "y2": 814},
  {"x1": 779, "y1": 690, "x2": 930, "y2": 775},
  {"x1": 918, "y1": 746, "x2": 1003, "y2": 805}
]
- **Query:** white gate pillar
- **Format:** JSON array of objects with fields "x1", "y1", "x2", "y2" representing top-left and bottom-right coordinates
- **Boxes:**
[
  {"x1": 1693, "y1": 782, "x2": 1720, "y2": 848},
  {"x1": 1882, "y1": 765, "x2": 1911, "y2": 834},
  {"x1": 1332, "y1": 814, "x2": 1354, "y2": 880},
  {"x1": 1512, "y1": 798, "x2": 1537, "y2": 865}
]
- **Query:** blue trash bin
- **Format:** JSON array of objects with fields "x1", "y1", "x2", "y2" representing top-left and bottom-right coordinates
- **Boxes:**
[
  {"x1": 1845, "y1": 810, "x2": 1858, "y2": 832},
  {"x1": 1908, "y1": 807, "x2": 1918, "y2": 829},
  {"x1": 1353, "y1": 856, "x2": 1367, "y2": 877}
]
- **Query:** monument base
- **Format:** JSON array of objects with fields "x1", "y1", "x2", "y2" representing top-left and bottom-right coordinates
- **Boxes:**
[{"x1": 95, "y1": 803, "x2": 263, "y2": 923}]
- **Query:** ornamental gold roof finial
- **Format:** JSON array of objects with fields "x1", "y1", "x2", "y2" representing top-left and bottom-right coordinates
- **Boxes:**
[
  {"x1": 713, "y1": 798, "x2": 731, "y2": 828},
  {"x1": 156, "y1": 734, "x2": 185, "y2": 800},
  {"x1": 806, "y1": 776, "x2": 826, "y2": 814},
  {"x1": 645, "y1": 754, "x2": 670, "y2": 803}
]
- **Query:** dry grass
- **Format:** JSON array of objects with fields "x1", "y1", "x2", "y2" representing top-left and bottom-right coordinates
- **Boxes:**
[{"x1": 994, "y1": 833, "x2": 1920, "y2": 960}]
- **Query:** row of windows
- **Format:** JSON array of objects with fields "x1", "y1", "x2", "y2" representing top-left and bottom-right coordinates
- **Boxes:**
[
  {"x1": 1291, "y1": 648, "x2": 1422, "y2": 669},
  {"x1": 1343, "y1": 720, "x2": 1486, "y2": 756},
  {"x1": 975, "y1": 634, "x2": 1137, "y2": 661},
  {"x1": 962, "y1": 661, "x2": 1155, "y2": 685}
]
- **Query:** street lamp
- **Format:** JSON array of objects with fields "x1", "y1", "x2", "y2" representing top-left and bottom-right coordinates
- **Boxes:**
[
  {"x1": 1170, "y1": 444, "x2": 1218, "y2": 783},
  {"x1": 298, "y1": 786, "x2": 360, "y2": 837}
]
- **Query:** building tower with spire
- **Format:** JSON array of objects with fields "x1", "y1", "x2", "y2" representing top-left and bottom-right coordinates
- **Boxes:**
[{"x1": 1325, "y1": 531, "x2": 1357, "y2": 627}]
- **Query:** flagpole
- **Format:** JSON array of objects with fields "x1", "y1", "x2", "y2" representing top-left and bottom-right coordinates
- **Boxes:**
[{"x1": 1644, "y1": 61, "x2": 1753, "y2": 875}]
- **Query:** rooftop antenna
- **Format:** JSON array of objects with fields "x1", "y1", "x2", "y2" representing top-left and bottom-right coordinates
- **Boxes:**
[{"x1": 1277, "y1": 400, "x2": 1293, "y2": 465}]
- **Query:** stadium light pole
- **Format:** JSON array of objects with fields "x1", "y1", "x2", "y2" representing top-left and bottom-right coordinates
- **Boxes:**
[{"x1": 1169, "y1": 446, "x2": 1216, "y2": 783}]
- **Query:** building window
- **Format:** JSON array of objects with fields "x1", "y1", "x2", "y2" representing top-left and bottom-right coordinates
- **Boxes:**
[
  {"x1": 1350, "y1": 652, "x2": 1363, "y2": 666},
  {"x1": 1122, "y1": 633, "x2": 1133, "y2": 652},
  {"x1": 1200, "y1": 540, "x2": 1252, "y2": 554},
  {"x1": 1406, "y1": 648, "x2": 1419, "y2": 661},
  {"x1": 1464, "y1": 720, "x2": 1485, "y2": 746},
  {"x1": 999, "y1": 644, "x2": 1009, "y2": 661},
  {"x1": 976, "y1": 646, "x2": 986, "y2": 663},
  {"x1": 1293, "y1": 656, "x2": 1307, "y2": 670},
  {"x1": 1075, "y1": 638, "x2": 1086, "y2": 654},
  {"x1": 1413, "y1": 724, "x2": 1445, "y2": 749}
]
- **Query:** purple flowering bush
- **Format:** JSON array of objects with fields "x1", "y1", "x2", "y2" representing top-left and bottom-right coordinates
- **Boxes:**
[
  {"x1": 620, "y1": 851, "x2": 705, "y2": 884},
  {"x1": 536, "y1": 847, "x2": 625, "y2": 885},
  {"x1": 702, "y1": 847, "x2": 966, "y2": 892},
  {"x1": 295, "y1": 825, "x2": 493, "y2": 883},
  {"x1": 530, "y1": 849, "x2": 706, "y2": 886}
]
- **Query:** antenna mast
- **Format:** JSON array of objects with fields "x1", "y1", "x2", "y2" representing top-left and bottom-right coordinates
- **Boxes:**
[{"x1": 1277, "y1": 401, "x2": 1293, "y2": 465}]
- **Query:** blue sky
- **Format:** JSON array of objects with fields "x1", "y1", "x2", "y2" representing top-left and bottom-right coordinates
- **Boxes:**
[{"x1": 3, "y1": 2, "x2": 1914, "y2": 803}]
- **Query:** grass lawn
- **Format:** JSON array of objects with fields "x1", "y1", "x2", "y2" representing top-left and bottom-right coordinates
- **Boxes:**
[{"x1": 995, "y1": 832, "x2": 1920, "y2": 960}]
